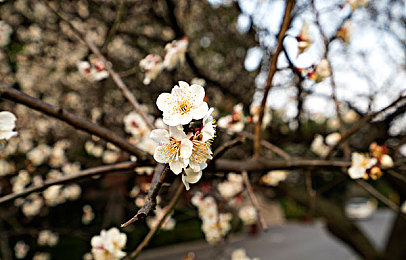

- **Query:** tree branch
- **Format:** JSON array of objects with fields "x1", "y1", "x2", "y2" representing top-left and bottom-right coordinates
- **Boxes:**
[
  {"x1": 0, "y1": 161, "x2": 138, "y2": 205},
  {"x1": 126, "y1": 183, "x2": 184, "y2": 259},
  {"x1": 0, "y1": 83, "x2": 154, "y2": 162},
  {"x1": 254, "y1": 0, "x2": 296, "y2": 157}
]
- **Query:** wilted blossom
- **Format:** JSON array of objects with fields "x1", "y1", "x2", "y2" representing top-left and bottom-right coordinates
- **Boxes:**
[
  {"x1": 163, "y1": 38, "x2": 188, "y2": 70},
  {"x1": 91, "y1": 227, "x2": 127, "y2": 260},
  {"x1": 336, "y1": 21, "x2": 352, "y2": 44},
  {"x1": 139, "y1": 54, "x2": 163, "y2": 85},
  {"x1": 0, "y1": 111, "x2": 18, "y2": 140},
  {"x1": 156, "y1": 81, "x2": 209, "y2": 126},
  {"x1": 238, "y1": 205, "x2": 258, "y2": 225}
]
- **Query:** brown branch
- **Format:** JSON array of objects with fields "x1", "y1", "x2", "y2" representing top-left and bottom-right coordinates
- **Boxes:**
[
  {"x1": 41, "y1": 0, "x2": 154, "y2": 130},
  {"x1": 0, "y1": 161, "x2": 138, "y2": 205},
  {"x1": 254, "y1": 0, "x2": 296, "y2": 157},
  {"x1": 0, "y1": 84, "x2": 153, "y2": 162},
  {"x1": 214, "y1": 158, "x2": 350, "y2": 172},
  {"x1": 127, "y1": 183, "x2": 184, "y2": 259},
  {"x1": 241, "y1": 171, "x2": 268, "y2": 231},
  {"x1": 101, "y1": 0, "x2": 125, "y2": 53},
  {"x1": 239, "y1": 131, "x2": 291, "y2": 160},
  {"x1": 121, "y1": 164, "x2": 169, "y2": 227},
  {"x1": 211, "y1": 135, "x2": 245, "y2": 161},
  {"x1": 324, "y1": 95, "x2": 406, "y2": 159},
  {"x1": 305, "y1": 169, "x2": 316, "y2": 215},
  {"x1": 355, "y1": 179, "x2": 401, "y2": 215}
]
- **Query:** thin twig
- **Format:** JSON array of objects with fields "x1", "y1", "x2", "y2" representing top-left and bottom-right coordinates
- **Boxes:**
[
  {"x1": 0, "y1": 161, "x2": 138, "y2": 204},
  {"x1": 324, "y1": 95, "x2": 406, "y2": 159},
  {"x1": 127, "y1": 183, "x2": 184, "y2": 259},
  {"x1": 254, "y1": 0, "x2": 296, "y2": 157},
  {"x1": 305, "y1": 169, "x2": 316, "y2": 215},
  {"x1": 215, "y1": 158, "x2": 351, "y2": 172},
  {"x1": 240, "y1": 131, "x2": 291, "y2": 160},
  {"x1": 0, "y1": 84, "x2": 153, "y2": 162},
  {"x1": 355, "y1": 179, "x2": 401, "y2": 214},
  {"x1": 41, "y1": 0, "x2": 154, "y2": 130},
  {"x1": 241, "y1": 171, "x2": 268, "y2": 231},
  {"x1": 211, "y1": 135, "x2": 245, "y2": 161},
  {"x1": 101, "y1": 0, "x2": 125, "y2": 53},
  {"x1": 121, "y1": 164, "x2": 169, "y2": 227}
]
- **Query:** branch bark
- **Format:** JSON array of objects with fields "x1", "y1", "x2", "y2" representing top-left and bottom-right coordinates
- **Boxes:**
[{"x1": 254, "y1": 0, "x2": 296, "y2": 157}]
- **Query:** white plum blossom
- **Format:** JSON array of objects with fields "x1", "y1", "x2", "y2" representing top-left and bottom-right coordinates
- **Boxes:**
[
  {"x1": 238, "y1": 205, "x2": 258, "y2": 225},
  {"x1": 156, "y1": 81, "x2": 209, "y2": 126},
  {"x1": 182, "y1": 167, "x2": 203, "y2": 191},
  {"x1": 325, "y1": 132, "x2": 341, "y2": 146},
  {"x1": 82, "y1": 204, "x2": 95, "y2": 225},
  {"x1": 150, "y1": 126, "x2": 193, "y2": 174},
  {"x1": 217, "y1": 173, "x2": 244, "y2": 199},
  {"x1": 380, "y1": 154, "x2": 394, "y2": 169},
  {"x1": 311, "y1": 134, "x2": 329, "y2": 157},
  {"x1": 348, "y1": 153, "x2": 377, "y2": 179},
  {"x1": 123, "y1": 111, "x2": 150, "y2": 139},
  {"x1": 27, "y1": 144, "x2": 52, "y2": 166},
  {"x1": 91, "y1": 227, "x2": 127, "y2": 260},
  {"x1": 37, "y1": 230, "x2": 59, "y2": 247},
  {"x1": 163, "y1": 38, "x2": 188, "y2": 70},
  {"x1": 139, "y1": 54, "x2": 164, "y2": 85},
  {"x1": 15, "y1": 241, "x2": 29, "y2": 259},
  {"x1": 146, "y1": 206, "x2": 176, "y2": 231},
  {"x1": 217, "y1": 103, "x2": 245, "y2": 134},
  {"x1": 77, "y1": 59, "x2": 109, "y2": 82},
  {"x1": 261, "y1": 170, "x2": 289, "y2": 186},
  {"x1": 0, "y1": 111, "x2": 18, "y2": 140}
]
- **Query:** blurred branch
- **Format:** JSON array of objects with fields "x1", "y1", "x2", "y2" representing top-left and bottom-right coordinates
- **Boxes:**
[
  {"x1": 0, "y1": 161, "x2": 138, "y2": 205},
  {"x1": 127, "y1": 183, "x2": 183, "y2": 259},
  {"x1": 254, "y1": 0, "x2": 296, "y2": 157},
  {"x1": 355, "y1": 179, "x2": 402, "y2": 216},
  {"x1": 0, "y1": 83, "x2": 153, "y2": 162},
  {"x1": 242, "y1": 171, "x2": 268, "y2": 231},
  {"x1": 41, "y1": 0, "x2": 155, "y2": 130},
  {"x1": 215, "y1": 158, "x2": 350, "y2": 172},
  {"x1": 210, "y1": 135, "x2": 245, "y2": 161},
  {"x1": 324, "y1": 95, "x2": 406, "y2": 159},
  {"x1": 101, "y1": 0, "x2": 125, "y2": 53},
  {"x1": 239, "y1": 131, "x2": 292, "y2": 160},
  {"x1": 121, "y1": 164, "x2": 169, "y2": 227}
]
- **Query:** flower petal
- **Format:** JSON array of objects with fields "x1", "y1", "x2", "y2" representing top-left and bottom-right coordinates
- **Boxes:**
[
  {"x1": 185, "y1": 168, "x2": 202, "y2": 184},
  {"x1": 190, "y1": 84, "x2": 205, "y2": 104},
  {"x1": 149, "y1": 129, "x2": 169, "y2": 143},
  {"x1": 178, "y1": 81, "x2": 189, "y2": 89},
  {"x1": 153, "y1": 145, "x2": 170, "y2": 163},
  {"x1": 179, "y1": 113, "x2": 193, "y2": 125},
  {"x1": 0, "y1": 111, "x2": 16, "y2": 131},
  {"x1": 170, "y1": 159, "x2": 183, "y2": 174},
  {"x1": 192, "y1": 102, "x2": 209, "y2": 120},
  {"x1": 180, "y1": 139, "x2": 193, "y2": 159},
  {"x1": 169, "y1": 126, "x2": 187, "y2": 140},
  {"x1": 182, "y1": 174, "x2": 190, "y2": 190},
  {"x1": 156, "y1": 93, "x2": 172, "y2": 112}
]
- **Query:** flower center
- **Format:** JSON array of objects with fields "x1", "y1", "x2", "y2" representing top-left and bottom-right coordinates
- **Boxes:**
[{"x1": 177, "y1": 101, "x2": 191, "y2": 115}]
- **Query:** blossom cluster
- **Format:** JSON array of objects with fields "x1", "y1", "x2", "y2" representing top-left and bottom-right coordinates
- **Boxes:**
[
  {"x1": 91, "y1": 227, "x2": 127, "y2": 260},
  {"x1": 311, "y1": 132, "x2": 341, "y2": 157},
  {"x1": 139, "y1": 38, "x2": 188, "y2": 85},
  {"x1": 348, "y1": 142, "x2": 394, "y2": 180},
  {"x1": 191, "y1": 193, "x2": 232, "y2": 244},
  {"x1": 77, "y1": 57, "x2": 109, "y2": 82},
  {"x1": 217, "y1": 172, "x2": 244, "y2": 199},
  {"x1": 260, "y1": 170, "x2": 290, "y2": 187},
  {"x1": 150, "y1": 81, "x2": 215, "y2": 190}
]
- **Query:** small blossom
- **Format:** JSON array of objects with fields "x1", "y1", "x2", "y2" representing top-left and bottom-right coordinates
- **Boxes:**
[
  {"x1": 249, "y1": 103, "x2": 271, "y2": 129},
  {"x1": 336, "y1": 21, "x2": 352, "y2": 44},
  {"x1": 146, "y1": 205, "x2": 176, "y2": 231},
  {"x1": 307, "y1": 59, "x2": 331, "y2": 83},
  {"x1": 150, "y1": 126, "x2": 193, "y2": 174},
  {"x1": 380, "y1": 154, "x2": 393, "y2": 169},
  {"x1": 123, "y1": 111, "x2": 150, "y2": 138},
  {"x1": 139, "y1": 54, "x2": 163, "y2": 85},
  {"x1": 91, "y1": 227, "x2": 127, "y2": 260},
  {"x1": 82, "y1": 205, "x2": 95, "y2": 225},
  {"x1": 27, "y1": 144, "x2": 52, "y2": 166},
  {"x1": 311, "y1": 134, "x2": 329, "y2": 157},
  {"x1": 163, "y1": 38, "x2": 188, "y2": 70},
  {"x1": 217, "y1": 173, "x2": 244, "y2": 199},
  {"x1": 325, "y1": 132, "x2": 341, "y2": 146},
  {"x1": 238, "y1": 205, "x2": 257, "y2": 225},
  {"x1": 38, "y1": 230, "x2": 59, "y2": 247},
  {"x1": 33, "y1": 252, "x2": 51, "y2": 260},
  {"x1": 231, "y1": 248, "x2": 260, "y2": 260},
  {"x1": 348, "y1": 153, "x2": 377, "y2": 179},
  {"x1": 77, "y1": 59, "x2": 109, "y2": 82},
  {"x1": 260, "y1": 170, "x2": 289, "y2": 186},
  {"x1": 0, "y1": 111, "x2": 18, "y2": 140},
  {"x1": 217, "y1": 103, "x2": 245, "y2": 134},
  {"x1": 156, "y1": 81, "x2": 209, "y2": 126},
  {"x1": 15, "y1": 241, "x2": 29, "y2": 259}
]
